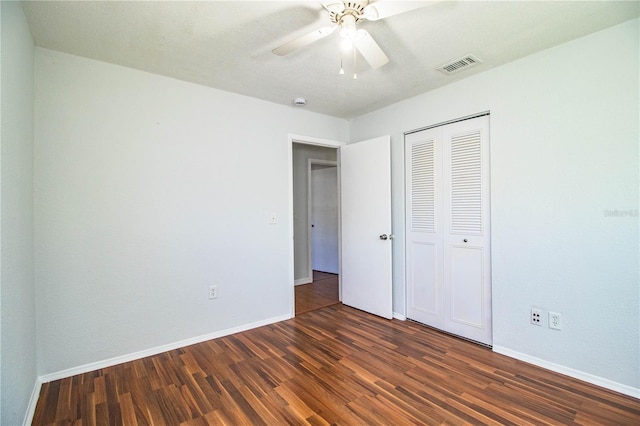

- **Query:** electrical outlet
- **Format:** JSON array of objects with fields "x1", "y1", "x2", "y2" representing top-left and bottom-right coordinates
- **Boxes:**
[
  {"x1": 531, "y1": 308, "x2": 542, "y2": 326},
  {"x1": 208, "y1": 285, "x2": 218, "y2": 300},
  {"x1": 549, "y1": 312, "x2": 561, "y2": 330}
]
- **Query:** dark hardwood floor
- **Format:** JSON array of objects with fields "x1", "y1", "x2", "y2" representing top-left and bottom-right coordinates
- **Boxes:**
[
  {"x1": 33, "y1": 303, "x2": 639, "y2": 425},
  {"x1": 295, "y1": 270, "x2": 339, "y2": 315}
]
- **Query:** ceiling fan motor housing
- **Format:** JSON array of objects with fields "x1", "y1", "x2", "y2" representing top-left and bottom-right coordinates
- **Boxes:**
[{"x1": 329, "y1": 1, "x2": 368, "y2": 24}]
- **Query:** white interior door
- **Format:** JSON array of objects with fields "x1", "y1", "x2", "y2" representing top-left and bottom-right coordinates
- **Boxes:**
[
  {"x1": 340, "y1": 136, "x2": 393, "y2": 319},
  {"x1": 406, "y1": 115, "x2": 492, "y2": 345},
  {"x1": 311, "y1": 163, "x2": 339, "y2": 274}
]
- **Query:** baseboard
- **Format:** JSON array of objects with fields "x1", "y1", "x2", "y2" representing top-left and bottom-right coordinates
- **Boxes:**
[
  {"x1": 493, "y1": 345, "x2": 640, "y2": 399},
  {"x1": 23, "y1": 377, "x2": 43, "y2": 426},
  {"x1": 295, "y1": 277, "x2": 312, "y2": 286},
  {"x1": 393, "y1": 312, "x2": 407, "y2": 320},
  {"x1": 38, "y1": 313, "x2": 290, "y2": 384}
]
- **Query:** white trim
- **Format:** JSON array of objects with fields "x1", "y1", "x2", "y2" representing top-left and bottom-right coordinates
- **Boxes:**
[
  {"x1": 493, "y1": 345, "x2": 640, "y2": 399},
  {"x1": 295, "y1": 277, "x2": 312, "y2": 286},
  {"x1": 393, "y1": 312, "x2": 407, "y2": 320},
  {"x1": 306, "y1": 155, "x2": 313, "y2": 281},
  {"x1": 38, "y1": 314, "x2": 290, "y2": 384},
  {"x1": 404, "y1": 111, "x2": 491, "y2": 136},
  {"x1": 23, "y1": 379, "x2": 43, "y2": 426},
  {"x1": 289, "y1": 134, "x2": 346, "y2": 149},
  {"x1": 288, "y1": 134, "x2": 345, "y2": 317}
]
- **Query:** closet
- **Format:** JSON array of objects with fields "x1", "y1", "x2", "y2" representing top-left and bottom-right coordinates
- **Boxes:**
[{"x1": 405, "y1": 114, "x2": 492, "y2": 345}]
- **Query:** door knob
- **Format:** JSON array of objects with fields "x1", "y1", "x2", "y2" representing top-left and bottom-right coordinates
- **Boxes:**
[{"x1": 379, "y1": 234, "x2": 388, "y2": 240}]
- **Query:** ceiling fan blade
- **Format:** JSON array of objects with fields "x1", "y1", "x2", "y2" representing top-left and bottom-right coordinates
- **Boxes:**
[
  {"x1": 272, "y1": 26, "x2": 337, "y2": 56},
  {"x1": 354, "y1": 30, "x2": 389, "y2": 69},
  {"x1": 363, "y1": 0, "x2": 429, "y2": 21},
  {"x1": 321, "y1": 1, "x2": 345, "y2": 14}
]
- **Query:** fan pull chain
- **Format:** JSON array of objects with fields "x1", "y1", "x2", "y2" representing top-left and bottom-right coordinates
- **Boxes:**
[{"x1": 353, "y1": 44, "x2": 357, "y2": 80}]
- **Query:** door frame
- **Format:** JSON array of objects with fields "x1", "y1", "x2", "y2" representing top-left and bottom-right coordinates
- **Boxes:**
[
  {"x1": 308, "y1": 159, "x2": 339, "y2": 279},
  {"x1": 288, "y1": 134, "x2": 345, "y2": 318}
]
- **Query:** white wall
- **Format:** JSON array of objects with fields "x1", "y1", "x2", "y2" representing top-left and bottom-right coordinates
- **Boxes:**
[
  {"x1": 0, "y1": 2, "x2": 38, "y2": 424},
  {"x1": 34, "y1": 48, "x2": 348, "y2": 375},
  {"x1": 292, "y1": 144, "x2": 337, "y2": 282},
  {"x1": 350, "y1": 19, "x2": 639, "y2": 393}
]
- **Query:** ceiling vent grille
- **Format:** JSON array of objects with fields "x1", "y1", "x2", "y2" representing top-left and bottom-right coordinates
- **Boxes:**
[{"x1": 437, "y1": 54, "x2": 482, "y2": 75}]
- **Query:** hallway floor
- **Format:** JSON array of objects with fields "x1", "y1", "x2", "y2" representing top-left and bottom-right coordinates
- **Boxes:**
[{"x1": 295, "y1": 271, "x2": 339, "y2": 315}]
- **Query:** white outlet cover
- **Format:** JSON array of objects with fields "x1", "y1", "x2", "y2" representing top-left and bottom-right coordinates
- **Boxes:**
[
  {"x1": 208, "y1": 285, "x2": 217, "y2": 299},
  {"x1": 549, "y1": 311, "x2": 561, "y2": 330}
]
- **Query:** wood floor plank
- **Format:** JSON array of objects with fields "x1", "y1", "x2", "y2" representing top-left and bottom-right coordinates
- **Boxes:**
[
  {"x1": 236, "y1": 384, "x2": 282, "y2": 425},
  {"x1": 118, "y1": 392, "x2": 139, "y2": 426},
  {"x1": 33, "y1": 304, "x2": 640, "y2": 425}
]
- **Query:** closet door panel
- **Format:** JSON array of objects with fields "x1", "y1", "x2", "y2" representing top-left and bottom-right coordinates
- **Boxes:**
[
  {"x1": 448, "y1": 245, "x2": 485, "y2": 328},
  {"x1": 407, "y1": 241, "x2": 441, "y2": 324},
  {"x1": 443, "y1": 115, "x2": 492, "y2": 345},
  {"x1": 405, "y1": 132, "x2": 443, "y2": 327}
]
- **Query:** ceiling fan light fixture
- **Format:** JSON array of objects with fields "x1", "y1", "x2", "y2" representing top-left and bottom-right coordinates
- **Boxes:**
[
  {"x1": 341, "y1": 27, "x2": 357, "y2": 40},
  {"x1": 340, "y1": 14, "x2": 357, "y2": 40}
]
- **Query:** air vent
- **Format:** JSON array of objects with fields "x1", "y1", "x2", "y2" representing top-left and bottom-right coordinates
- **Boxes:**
[{"x1": 436, "y1": 54, "x2": 482, "y2": 75}]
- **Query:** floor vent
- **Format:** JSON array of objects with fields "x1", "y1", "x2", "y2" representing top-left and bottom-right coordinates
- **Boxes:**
[{"x1": 437, "y1": 54, "x2": 482, "y2": 75}]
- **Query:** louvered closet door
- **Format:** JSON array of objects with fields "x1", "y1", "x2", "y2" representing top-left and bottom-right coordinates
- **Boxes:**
[
  {"x1": 406, "y1": 115, "x2": 491, "y2": 345},
  {"x1": 442, "y1": 116, "x2": 491, "y2": 345},
  {"x1": 405, "y1": 128, "x2": 444, "y2": 329}
]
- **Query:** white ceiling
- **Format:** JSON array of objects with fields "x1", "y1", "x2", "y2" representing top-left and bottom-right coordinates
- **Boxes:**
[{"x1": 21, "y1": 1, "x2": 639, "y2": 119}]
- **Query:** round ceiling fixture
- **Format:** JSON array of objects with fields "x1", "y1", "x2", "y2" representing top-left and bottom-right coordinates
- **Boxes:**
[{"x1": 293, "y1": 97, "x2": 307, "y2": 106}]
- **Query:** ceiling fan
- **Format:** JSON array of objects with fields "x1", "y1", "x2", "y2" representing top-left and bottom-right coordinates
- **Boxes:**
[{"x1": 272, "y1": 1, "x2": 428, "y2": 70}]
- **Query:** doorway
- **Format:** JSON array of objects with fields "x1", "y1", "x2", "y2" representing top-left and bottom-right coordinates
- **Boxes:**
[
  {"x1": 291, "y1": 141, "x2": 340, "y2": 315},
  {"x1": 288, "y1": 134, "x2": 393, "y2": 320}
]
